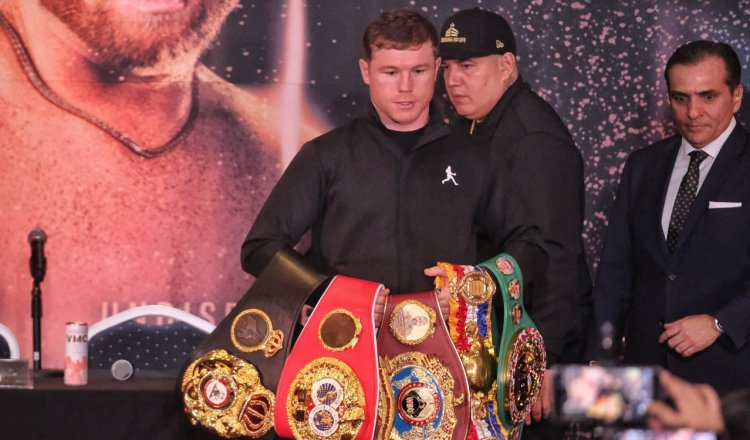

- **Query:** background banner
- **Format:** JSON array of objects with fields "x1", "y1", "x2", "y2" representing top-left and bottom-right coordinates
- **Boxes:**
[{"x1": 1, "y1": 0, "x2": 749, "y2": 368}]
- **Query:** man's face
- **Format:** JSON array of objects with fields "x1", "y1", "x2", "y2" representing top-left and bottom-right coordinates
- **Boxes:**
[
  {"x1": 442, "y1": 54, "x2": 509, "y2": 121},
  {"x1": 41, "y1": 0, "x2": 239, "y2": 70},
  {"x1": 359, "y1": 42, "x2": 440, "y2": 131},
  {"x1": 667, "y1": 55, "x2": 743, "y2": 149}
]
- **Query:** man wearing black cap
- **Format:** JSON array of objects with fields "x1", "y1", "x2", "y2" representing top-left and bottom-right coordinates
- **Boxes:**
[
  {"x1": 440, "y1": 7, "x2": 592, "y2": 434},
  {"x1": 243, "y1": 8, "x2": 547, "y2": 322}
]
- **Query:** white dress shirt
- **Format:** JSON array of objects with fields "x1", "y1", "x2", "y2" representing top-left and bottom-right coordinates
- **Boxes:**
[{"x1": 661, "y1": 118, "x2": 736, "y2": 237}]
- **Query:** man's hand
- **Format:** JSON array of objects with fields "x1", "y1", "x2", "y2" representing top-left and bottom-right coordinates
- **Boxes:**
[
  {"x1": 647, "y1": 370, "x2": 724, "y2": 433},
  {"x1": 525, "y1": 369, "x2": 554, "y2": 424},
  {"x1": 424, "y1": 265, "x2": 450, "y2": 318},
  {"x1": 658, "y1": 314, "x2": 720, "y2": 357},
  {"x1": 373, "y1": 287, "x2": 390, "y2": 329}
]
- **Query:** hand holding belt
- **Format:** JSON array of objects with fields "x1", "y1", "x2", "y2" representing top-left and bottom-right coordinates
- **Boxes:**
[
  {"x1": 480, "y1": 254, "x2": 546, "y2": 440},
  {"x1": 275, "y1": 275, "x2": 382, "y2": 440},
  {"x1": 436, "y1": 263, "x2": 507, "y2": 440},
  {"x1": 180, "y1": 248, "x2": 329, "y2": 439},
  {"x1": 376, "y1": 291, "x2": 470, "y2": 440}
]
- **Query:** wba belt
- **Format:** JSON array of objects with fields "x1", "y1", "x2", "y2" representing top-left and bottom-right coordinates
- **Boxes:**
[
  {"x1": 480, "y1": 254, "x2": 545, "y2": 440},
  {"x1": 274, "y1": 275, "x2": 382, "y2": 440},
  {"x1": 180, "y1": 248, "x2": 329, "y2": 439},
  {"x1": 376, "y1": 291, "x2": 470, "y2": 440}
]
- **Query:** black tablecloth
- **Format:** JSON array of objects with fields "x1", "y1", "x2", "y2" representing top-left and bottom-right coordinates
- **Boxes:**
[{"x1": 0, "y1": 370, "x2": 217, "y2": 440}]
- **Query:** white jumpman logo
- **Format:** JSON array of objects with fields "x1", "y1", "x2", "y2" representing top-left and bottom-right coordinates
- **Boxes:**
[{"x1": 442, "y1": 166, "x2": 458, "y2": 186}]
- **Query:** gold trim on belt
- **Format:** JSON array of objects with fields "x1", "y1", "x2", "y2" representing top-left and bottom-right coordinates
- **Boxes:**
[
  {"x1": 287, "y1": 357, "x2": 366, "y2": 439},
  {"x1": 182, "y1": 349, "x2": 275, "y2": 438}
]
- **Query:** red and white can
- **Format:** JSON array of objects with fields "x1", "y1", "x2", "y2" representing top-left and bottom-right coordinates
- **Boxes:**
[{"x1": 64, "y1": 322, "x2": 88, "y2": 386}]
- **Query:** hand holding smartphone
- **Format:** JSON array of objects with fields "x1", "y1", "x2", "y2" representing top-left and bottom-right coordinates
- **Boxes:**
[
  {"x1": 550, "y1": 365, "x2": 718, "y2": 440},
  {"x1": 551, "y1": 364, "x2": 660, "y2": 426}
]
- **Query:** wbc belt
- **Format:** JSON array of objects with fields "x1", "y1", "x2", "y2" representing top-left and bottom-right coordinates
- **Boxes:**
[
  {"x1": 274, "y1": 275, "x2": 382, "y2": 440},
  {"x1": 376, "y1": 291, "x2": 470, "y2": 440},
  {"x1": 180, "y1": 248, "x2": 329, "y2": 439},
  {"x1": 480, "y1": 254, "x2": 545, "y2": 440}
]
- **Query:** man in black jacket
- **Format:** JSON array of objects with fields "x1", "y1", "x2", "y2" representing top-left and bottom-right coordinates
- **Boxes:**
[
  {"x1": 439, "y1": 8, "x2": 592, "y2": 435},
  {"x1": 241, "y1": 9, "x2": 546, "y2": 323}
]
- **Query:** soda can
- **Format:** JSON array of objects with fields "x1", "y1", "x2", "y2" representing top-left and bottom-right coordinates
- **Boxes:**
[{"x1": 64, "y1": 322, "x2": 88, "y2": 386}]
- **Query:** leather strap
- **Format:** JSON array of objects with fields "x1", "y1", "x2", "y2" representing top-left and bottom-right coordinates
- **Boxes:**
[
  {"x1": 180, "y1": 247, "x2": 329, "y2": 439},
  {"x1": 481, "y1": 253, "x2": 546, "y2": 440},
  {"x1": 274, "y1": 275, "x2": 382, "y2": 439},
  {"x1": 376, "y1": 291, "x2": 470, "y2": 440}
]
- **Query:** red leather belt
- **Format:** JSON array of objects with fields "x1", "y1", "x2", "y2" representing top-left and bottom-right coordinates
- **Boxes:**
[
  {"x1": 274, "y1": 275, "x2": 382, "y2": 439},
  {"x1": 376, "y1": 291, "x2": 470, "y2": 440}
]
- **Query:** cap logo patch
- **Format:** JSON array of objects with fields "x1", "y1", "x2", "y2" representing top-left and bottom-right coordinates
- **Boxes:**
[
  {"x1": 440, "y1": 23, "x2": 466, "y2": 43},
  {"x1": 496, "y1": 40, "x2": 504, "y2": 48}
]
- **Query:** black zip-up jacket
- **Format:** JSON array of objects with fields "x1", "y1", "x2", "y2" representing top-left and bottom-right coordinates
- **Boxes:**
[
  {"x1": 453, "y1": 77, "x2": 592, "y2": 365},
  {"x1": 242, "y1": 104, "x2": 546, "y2": 294}
]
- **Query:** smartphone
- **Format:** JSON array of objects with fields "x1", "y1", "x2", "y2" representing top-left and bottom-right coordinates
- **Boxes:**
[
  {"x1": 552, "y1": 364, "x2": 661, "y2": 426},
  {"x1": 614, "y1": 429, "x2": 717, "y2": 440}
]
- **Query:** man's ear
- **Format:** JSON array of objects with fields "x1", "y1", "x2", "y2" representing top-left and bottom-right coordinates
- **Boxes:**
[
  {"x1": 499, "y1": 52, "x2": 518, "y2": 77},
  {"x1": 732, "y1": 85, "x2": 744, "y2": 113},
  {"x1": 359, "y1": 59, "x2": 370, "y2": 85},
  {"x1": 433, "y1": 56, "x2": 442, "y2": 81}
]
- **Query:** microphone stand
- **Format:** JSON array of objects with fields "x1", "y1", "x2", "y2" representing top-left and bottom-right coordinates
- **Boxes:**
[
  {"x1": 30, "y1": 276, "x2": 63, "y2": 379},
  {"x1": 27, "y1": 227, "x2": 63, "y2": 378},
  {"x1": 31, "y1": 279, "x2": 42, "y2": 370}
]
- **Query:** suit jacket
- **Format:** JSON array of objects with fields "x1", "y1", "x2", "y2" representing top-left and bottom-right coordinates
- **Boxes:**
[
  {"x1": 453, "y1": 77, "x2": 593, "y2": 365},
  {"x1": 594, "y1": 123, "x2": 750, "y2": 394}
]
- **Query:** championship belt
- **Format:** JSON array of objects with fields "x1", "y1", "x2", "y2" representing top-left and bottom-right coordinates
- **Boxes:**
[
  {"x1": 274, "y1": 275, "x2": 382, "y2": 440},
  {"x1": 480, "y1": 254, "x2": 546, "y2": 440},
  {"x1": 436, "y1": 263, "x2": 507, "y2": 440},
  {"x1": 376, "y1": 291, "x2": 470, "y2": 440},
  {"x1": 181, "y1": 248, "x2": 329, "y2": 439}
]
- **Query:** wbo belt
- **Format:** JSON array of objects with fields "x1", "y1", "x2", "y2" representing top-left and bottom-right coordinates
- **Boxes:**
[
  {"x1": 376, "y1": 291, "x2": 470, "y2": 440},
  {"x1": 480, "y1": 253, "x2": 546, "y2": 440},
  {"x1": 274, "y1": 275, "x2": 382, "y2": 440},
  {"x1": 181, "y1": 248, "x2": 329, "y2": 439},
  {"x1": 437, "y1": 262, "x2": 507, "y2": 440}
]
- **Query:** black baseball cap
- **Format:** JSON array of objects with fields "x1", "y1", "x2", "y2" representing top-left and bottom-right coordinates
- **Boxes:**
[{"x1": 439, "y1": 8, "x2": 516, "y2": 60}]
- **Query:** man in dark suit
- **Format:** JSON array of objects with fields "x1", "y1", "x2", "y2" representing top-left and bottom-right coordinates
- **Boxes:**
[
  {"x1": 594, "y1": 40, "x2": 750, "y2": 395},
  {"x1": 439, "y1": 8, "x2": 593, "y2": 430}
]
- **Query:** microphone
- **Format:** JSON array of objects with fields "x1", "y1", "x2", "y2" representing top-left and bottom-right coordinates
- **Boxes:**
[
  {"x1": 111, "y1": 359, "x2": 134, "y2": 381},
  {"x1": 28, "y1": 228, "x2": 47, "y2": 283}
]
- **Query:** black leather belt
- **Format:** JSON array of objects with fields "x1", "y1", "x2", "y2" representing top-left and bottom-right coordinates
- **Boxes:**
[{"x1": 180, "y1": 248, "x2": 329, "y2": 439}]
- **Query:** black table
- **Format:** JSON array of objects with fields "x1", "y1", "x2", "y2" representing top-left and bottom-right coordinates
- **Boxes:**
[{"x1": 0, "y1": 370, "x2": 217, "y2": 440}]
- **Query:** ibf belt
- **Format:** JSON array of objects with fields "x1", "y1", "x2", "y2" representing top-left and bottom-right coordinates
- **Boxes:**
[
  {"x1": 180, "y1": 248, "x2": 329, "y2": 439},
  {"x1": 436, "y1": 263, "x2": 507, "y2": 440},
  {"x1": 376, "y1": 291, "x2": 469, "y2": 440},
  {"x1": 480, "y1": 254, "x2": 546, "y2": 440},
  {"x1": 275, "y1": 275, "x2": 382, "y2": 439}
]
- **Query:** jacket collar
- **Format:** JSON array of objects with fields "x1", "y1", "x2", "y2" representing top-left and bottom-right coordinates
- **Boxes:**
[
  {"x1": 452, "y1": 76, "x2": 527, "y2": 144},
  {"x1": 366, "y1": 100, "x2": 450, "y2": 151}
]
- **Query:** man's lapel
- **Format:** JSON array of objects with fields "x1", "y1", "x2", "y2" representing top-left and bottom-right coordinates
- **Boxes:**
[
  {"x1": 654, "y1": 139, "x2": 681, "y2": 258},
  {"x1": 673, "y1": 124, "x2": 749, "y2": 253}
]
